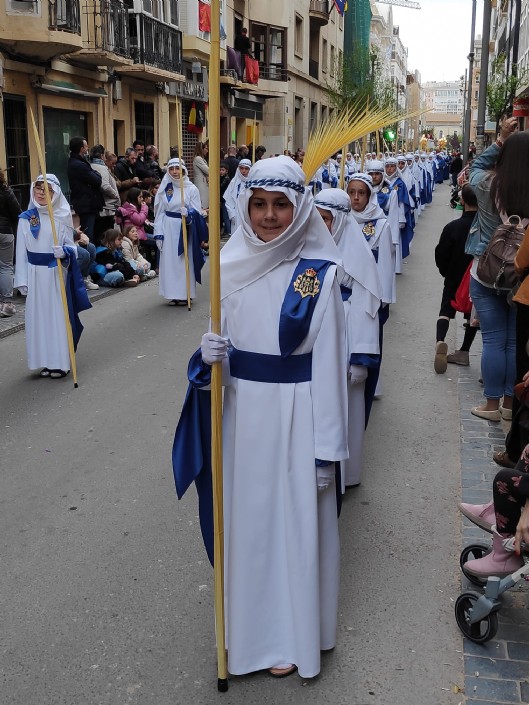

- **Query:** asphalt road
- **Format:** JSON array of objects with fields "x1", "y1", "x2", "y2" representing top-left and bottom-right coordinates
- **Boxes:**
[{"x1": 1, "y1": 185, "x2": 465, "y2": 705}]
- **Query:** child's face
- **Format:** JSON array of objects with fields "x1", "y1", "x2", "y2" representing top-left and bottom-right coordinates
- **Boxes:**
[
  {"x1": 169, "y1": 166, "x2": 181, "y2": 179},
  {"x1": 248, "y1": 188, "x2": 294, "y2": 242},
  {"x1": 239, "y1": 166, "x2": 250, "y2": 177},
  {"x1": 128, "y1": 227, "x2": 138, "y2": 241},
  {"x1": 316, "y1": 207, "x2": 333, "y2": 233},
  {"x1": 220, "y1": 167, "x2": 227, "y2": 177},
  {"x1": 144, "y1": 194, "x2": 152, "y2": 204},
  {"x1": 347, "y1": 182, "x2": 370, "y2": 212},
  {"x1": 113, "y1": 234, "x2": 123, "y2": 249}
]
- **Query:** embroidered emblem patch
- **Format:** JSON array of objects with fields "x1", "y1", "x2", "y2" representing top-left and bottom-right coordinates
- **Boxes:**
[
  {"x1": 29, "y1": 214, "x2": 40, "y2": 228},
  {"x1": 362, "y1": 222, "x2": 376, "y2": 239},
  {"x1": 293, "y1": 267, "x2": 320, "y2": 298},
  {"x1": 381, "y1": 186, "x2": 389, "y2": 194},
  {"x1": 166, "y1": 186, "x2": 173, "y2": 198}
]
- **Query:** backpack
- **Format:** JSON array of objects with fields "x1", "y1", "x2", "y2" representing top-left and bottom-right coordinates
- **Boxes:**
[{"x1": 476, "y1": 215, "x2": 526, "y2": 290}]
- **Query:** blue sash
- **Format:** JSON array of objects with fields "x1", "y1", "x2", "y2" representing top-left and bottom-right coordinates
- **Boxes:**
[
  {"x1": 229, "y1": 348, "x2": 312, "y2": 383},
  {"x1": 376, "y1": 188, "x2": 391, "y2": 214},
  {"x1": 19, "y1": 208, "x2": 41, "y2": 238},
  {"x1": 340, "y1": 284, "x2": 352, "y2": 301},
  {"x1": 279, "y1": 258, "x2": 333, "y2": 357},
  {"x1": 27, "y1": 246, "x2": 91, "y2": 349},
  {"x1": 167, "y1": 209, "x2": 208, "y2": 285}
]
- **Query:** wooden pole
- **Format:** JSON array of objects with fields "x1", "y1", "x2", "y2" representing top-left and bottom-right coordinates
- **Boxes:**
[
  {"x1": 339, "y1": 145, "x2": 347, "y2": 189},
  {"x1": 209, "y1": 0, "x2": 228, "y2": 692},
  {"x1": 29, "y1": 108, "x2": 78, "y2": 388},
  {"x1": 376, "y1": 129, "x2": 381, "y2": 158},
  {"x1": 175, "y1": 100, "x2": 192, "y2": 310}
]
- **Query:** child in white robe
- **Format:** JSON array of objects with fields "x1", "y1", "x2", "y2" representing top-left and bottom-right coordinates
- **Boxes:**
[
  {"x1": 14, "y1": 174, "x2": 90, "y2": 378},
  {"x1": 223, "y1": 158, "x2": 251, "y2": 232},
  {"x1": 176, "y1": 156, "x2": 348, "y2": 679},
  {"x1": 314, "y1": 188, "x2": 381, "y2": 486},
  {"x1": 153, "y1": 158, "x2": 203, "y2": 305}
]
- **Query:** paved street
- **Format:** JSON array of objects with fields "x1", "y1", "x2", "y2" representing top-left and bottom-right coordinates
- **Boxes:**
[{"x1": 2, "y1": 184, "x2": 528, "y2": 705}]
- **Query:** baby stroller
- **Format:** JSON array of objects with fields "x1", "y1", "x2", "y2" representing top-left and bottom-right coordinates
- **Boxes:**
[{"x1": 455, "y1": 520, "x2": 529, "y2": 643}]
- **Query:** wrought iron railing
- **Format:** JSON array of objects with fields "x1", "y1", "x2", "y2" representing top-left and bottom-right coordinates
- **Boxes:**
[
  {"x1": 49, "y1": 0, "x2": 81, "y2": 33},
  {"x1": 259, "y1": 64, "x2": 287, "y2": 81},
  {"x1": 129, "y1": 12, "x2": 182, "y2": 75},
  {"x1": 82, "y1": 0, "x2": 130, "y2": 57},
  {"x1": 309, "y1": 0, "x2": 329, "y2": 15}
]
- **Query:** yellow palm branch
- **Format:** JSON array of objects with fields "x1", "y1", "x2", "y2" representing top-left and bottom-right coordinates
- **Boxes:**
[{"x1": 303, "y1": 102, "x2": 424, "y2": 183}]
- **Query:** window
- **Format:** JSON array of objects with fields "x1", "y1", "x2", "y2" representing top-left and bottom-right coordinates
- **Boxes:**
[
  {"x1": 134, "y1": 101, "x2": 155, "y2": 147},
  {"x1": 250, "y1": 23, "x2": 286, "y2": 79},
  {"x1": 310, "y1": 102, "x2": 318, "y2": 134},
  {"x1": 295, "y1": 14, "x2": 303, "y2": 57},
  {"x1": 330, "y1": 44, "x2": 335, "y2": 77},
  {"x1": 322, "y1": 38, "x2": 328, "y2": 73}
]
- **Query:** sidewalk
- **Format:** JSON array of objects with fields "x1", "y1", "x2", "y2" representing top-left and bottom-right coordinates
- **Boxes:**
[
  {"x1": 0, "y1": 286, "x2": 121, "y2": 340},
  {"x1": 458, "y1": 337, "x2": 529, "y2": 703}
]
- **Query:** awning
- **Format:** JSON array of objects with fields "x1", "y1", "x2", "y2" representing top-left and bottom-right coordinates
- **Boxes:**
[{"x1": 38, "y1": 80, "x2": 107, "y2": 99}]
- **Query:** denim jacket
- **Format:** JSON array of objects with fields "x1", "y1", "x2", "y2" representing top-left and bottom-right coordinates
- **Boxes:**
[{"x1": 465, "y1": 143, "x2": 502, "y2": 256}]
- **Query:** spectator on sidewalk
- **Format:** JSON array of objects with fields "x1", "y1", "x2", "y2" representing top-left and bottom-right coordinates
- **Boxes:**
[
  {"x1": 225, "y1": 145, "x2": 240, "y2": 179},
  {"x1": 145, "y1": 145, "x2": 165, "y2": 180},
  {"x1": 122, "y1": 224, "x2": 156, "y2": 280},
  {"x1": 220, "y1": 161, "x2": 231, "y2": 237},
  {"x1": 74, "y1": 226, "x2": 99, "y2": 291},
  {"x1": 449, "y1": 151, "x2": 463, "y2": 187},
  {"x1": 116, "y1": 187, "x2": 148, "y2": 240},
  {"x1": 67, "y1": 136, "x2": 103, "y2": 242},
  {"x1": 133, "y1": 139, "x2": 156, "y2": 189},
  {"x1": 193, "y1": 141, "x2": 210, "y2": 209},
  {"x1": 433, "y1": 184, "x2": 477, "y2": 374},
  {"x1": 466, "y1": 116, "x2": 525, "y2": 422},
  {"x1": 0, "y1": 167, "x2": 22, "y2": 317},
  {"x1": 93, "y1": 228, "x2": 140, "y2": 288},
  {"x1": 114, "y1": 148, "x2": 141, "y2": 204},
  {"x1": 90, "y1": 146, "x2": 120, "y2": 244}
]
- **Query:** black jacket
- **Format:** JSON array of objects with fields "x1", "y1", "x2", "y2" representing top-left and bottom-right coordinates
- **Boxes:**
[
  {"x1": 67, "y1": 153, "x2": 103, "y2": 215},
  {"x1": 435, "y1": 209, "x2": 475, "y2": 294},
  {"x1": 449, "y1": 156, "x2": 463, "y2": 175},
  {"x1": 224, "y1": 156, "x2": 239, "y2": 180},
  {"x1": 0, "y1": 186, "x2": 21, "y2": 234}
]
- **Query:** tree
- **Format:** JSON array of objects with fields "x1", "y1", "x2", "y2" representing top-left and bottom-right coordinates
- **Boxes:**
[{"x1": 487, "y1": 53, "x2": 529, "y2": 133}]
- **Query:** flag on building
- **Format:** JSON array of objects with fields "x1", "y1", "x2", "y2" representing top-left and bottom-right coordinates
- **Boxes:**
[{"x1": 334, "y1": 0, "x2": 347, "y2": 15}]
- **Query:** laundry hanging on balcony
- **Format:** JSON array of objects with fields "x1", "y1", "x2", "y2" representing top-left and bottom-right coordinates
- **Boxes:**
[
  {"x1": 198, "y1": 0, "x2": 211, "y2": 32},
  {"x1": 245, "y1": 56, "x2": 259, "y2": 85},
  {"x1": 187, "y1": 102, "x2": 205, "y2": 134}
]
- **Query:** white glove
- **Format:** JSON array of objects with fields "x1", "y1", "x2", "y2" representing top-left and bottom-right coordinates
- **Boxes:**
[
  {"x1": 349, "y1": 364, "x2": 368, "y2": 384},
  {"x1": 53, "y1": 245, "x2": 66, "y2": 259},
  {"x1": 180, "y1": 207, "x2": 188, "y2": 218},
  {"x1": 316, "y1": 464, "x2": 335, "y2": 492},
  {"x1": 18, "y1": 285, "x2": 28, "y2": 296},
  {"x1": 201, "y1": 332, "x2": 229, "y2": 365}
]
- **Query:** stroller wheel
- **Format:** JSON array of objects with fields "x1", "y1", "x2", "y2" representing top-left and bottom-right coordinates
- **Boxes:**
[
  {"x1": 460, "y1": 544, "x2": 491, "y2": 587},
  {"x1": 455, "y1": 591, "x2": 498, "y2": 643}
]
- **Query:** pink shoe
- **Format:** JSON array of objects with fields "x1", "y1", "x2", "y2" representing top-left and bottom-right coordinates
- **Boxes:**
[
  {"x1": 458, "y1": 501, "x2": 496, "y2": 533},
  {"x1": 464, "y1": 531, "x2": 524, "y2": 579}
]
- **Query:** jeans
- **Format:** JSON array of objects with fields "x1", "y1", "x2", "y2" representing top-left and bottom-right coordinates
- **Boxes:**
[
  {"x1": 0, "y1": 232, "x2": 14, "y2": 300},
  {"x1": 101, "y1": 270, "x2": 124, "y2": 287},
  {"x1": 76, "y1": 243, "x2": 96, "y2": 277},
  {"x1": 221, "y1": 203, "x2": 231, "y2": 235},
  {"x1": 470, "y1": 277, "x2": 516, "y2": 399}
]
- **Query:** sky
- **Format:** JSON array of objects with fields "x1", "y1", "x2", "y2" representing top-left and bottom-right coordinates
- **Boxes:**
[{"x1": 387, "y1": 0, "x2": 484, "y2": 83}]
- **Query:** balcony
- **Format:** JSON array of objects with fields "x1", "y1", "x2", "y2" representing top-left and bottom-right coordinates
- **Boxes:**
[
  {"x1": 117, "y1": 12, "x2": 184, "y2": 81},
  {"x1": 75, "y1": 0, "x2": 133, "y2": 66},
  {"x1": 0, "y1": 0, "x2": 83, "y2": 62},
  {"x1": 309, "y1": 59, "x2": 319, "y2": 80},
  {"x1": 309, "y1": 0, "x2": 330, "y2": 27}
]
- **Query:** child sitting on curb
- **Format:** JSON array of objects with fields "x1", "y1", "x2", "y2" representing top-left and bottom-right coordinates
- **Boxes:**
[
  {"x1": 122, "y1": 224, "x2": 156, "y2": 280},
  {"x1": 92, "y1": 228, "x2": 140, "y2": 287}
]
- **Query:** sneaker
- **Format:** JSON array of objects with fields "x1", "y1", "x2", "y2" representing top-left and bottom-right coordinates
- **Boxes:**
[
  {"x1": 0, "y1": 302, "x2": 16, "y2": 317},
  {"x1": 84, "y1": 276, "x2": 99, "y2": 291},
  {"x1": 446, "y1": 350, "x2": 469, "y2": 366},
  {"x1": 145, "y1": 269, "x2": 156, "y2": 279}
]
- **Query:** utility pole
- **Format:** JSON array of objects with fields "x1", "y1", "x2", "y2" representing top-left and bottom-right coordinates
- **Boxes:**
[
  {"x1": 462, "y1": 0, "x2": 476, "y2": 161},
  {"x1": 476, "y1": 0, "x2": 492, "y2": 154}
]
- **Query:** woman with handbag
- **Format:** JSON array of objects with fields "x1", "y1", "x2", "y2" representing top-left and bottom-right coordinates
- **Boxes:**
[{"x1": 466, "y1": 116, "x2": 529, "y2": 422}]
